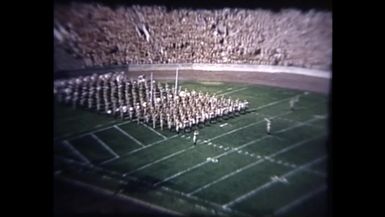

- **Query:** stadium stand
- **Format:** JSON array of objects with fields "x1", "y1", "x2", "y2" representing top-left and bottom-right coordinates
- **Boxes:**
[{"x1": 54, "y1": 3, "x2": 332, "y2": 70}]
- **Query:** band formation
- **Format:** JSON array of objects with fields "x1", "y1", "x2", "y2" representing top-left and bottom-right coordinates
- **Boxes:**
[{"x1": 54, "y1": 72, "x2": 249, "y2": 133}]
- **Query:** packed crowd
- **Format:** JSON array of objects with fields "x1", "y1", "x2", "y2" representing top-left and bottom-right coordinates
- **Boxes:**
[
  {"x1": 54, "y1": 73, "x2": 248, "y2": 132},
  {"x1": 54, "y1": 3, "x2": 332, "y2": 70}
]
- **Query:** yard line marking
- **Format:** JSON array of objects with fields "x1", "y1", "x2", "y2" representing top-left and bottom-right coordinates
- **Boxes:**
[
  {"x1": 314, "y1": 114, "x2": 327, "y2": 119},
  {"x1": 69, "y1": 125, "x2": 116, "y2": 140},
  {"x1": 55, "y1": 155, "x2": 89, "y2": 166},
  {"x1": 58, "y1": 86, "x2": 302, "y2": 143},
  {"x1": 188, "y1": 135, "x2": 323, "y2": 195},
  {"x1": 155, "y1": 120, "x2": 322, "y2": 188},
  {"x1": 153, "y1": 160, "x2": 219, "y2": 187},
  {"x1": 57, "y1": 119, "x2": 132, "y2": 141},
  {"x1": 302, "y1": 168, "x2": 327, "y2": 177},
  {"x1": 206, "y1": 120, "x2": 264, "y2": 142},
  {"x1": 100, "y1": 135, "x2": 178, "y2": 165},
  {"x1": 99, "y1": 155, "x2": 120, "y2": 165},
  {"x1": 274, "y1": 185, "x2": 327, "y2": 216},
  {"x1": 159, "y1": 186, "x2": 253, "y2": 217},
  {"x1": 247, "y1": 94, "x2": 303, "y2": 113},
  {"x1": 219, "y1": 123, "x2": 229, "y2": 127},
  {"x1": 206, "y1": 104, "x2": 307, "y2": 142},
  {"x1": 222, "y1": 156, "x2": 327, "y2": 208},
  {"x1": 62, "y1": 140, "x2": 91, "y2": 164},
  {"x1": 123, "y1": 146, "x2": 195, "y2": 176},
  {"x1": 217, "y1": 87, "x2": 248, "y2": 96},
  {"x1": 214, "y1": 89, "x2": 226, "y2": 94},
  {"x1": 274, "y1": 117, "x2": 320, "y2": 135},
  {"x1": 156, "y1": 116, "x2": 321, "y2": 187},
  {"x1": 113, "y1": 125, "x2": 144, "y2": 147},
  {"x1": 266, "y1": 116, "x2": 325, "y2": 129},
  {"x1": 90, "y1": 133, "x2": 119, "y2": 158},
  {"x1": 58, "y1": 176, "x2": 184, "y2": 217},
  {"x1": 140, "y1": 123, "x2": 167, "y2": 139},
  {"x1": 214, "y1": 87, "x2": 234, "y2": 95},
  {"x1": 56, "y1": 155, "x2": 252, "y2": 217}
]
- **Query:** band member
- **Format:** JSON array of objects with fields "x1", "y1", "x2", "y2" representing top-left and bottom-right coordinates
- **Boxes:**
[
  {"x1": 290, "y1": 96, "x2": 299, "y2": 111},
  {"x1": 193, "y1": 129, "x2": 199, "y2": 145},
  {"x1": 264, "y1": 118, "x2": 271, "y2": 135}
]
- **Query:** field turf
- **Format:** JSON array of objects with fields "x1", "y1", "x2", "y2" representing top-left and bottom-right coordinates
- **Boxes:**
[{"x1": 54, "y1": 81, "x2": 329, "y2": 217}]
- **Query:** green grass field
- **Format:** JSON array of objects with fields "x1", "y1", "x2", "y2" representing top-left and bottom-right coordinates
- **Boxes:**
[{"x1": 54, "y1": 81, "x2": 329, "y2": 217}]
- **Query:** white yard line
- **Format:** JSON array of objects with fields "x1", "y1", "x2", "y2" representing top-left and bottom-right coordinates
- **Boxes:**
[
  {"x1": 56, "y1": 156, "x2": 251, "y2": 217},
  {"x1": 90, "y1": 133, "x2": 119, "y2": 158},
  {"x1": 206, "y1": 93, "x2": 313, "y2": 142},
  {"x1": 113, "y1": 125, "x2": 144, "y2": 147},
  {"x1": 123, "y1": 146, "x2": 195, "y2": 176},
  {"x1": 264, "y1": 157, "x2": 327, "y2": 178},
  {"x1": 188, "y1": 158, "x2": 265, "y2": 196},
  {"x1": 140, "y1": 123, "x2": 167, "y2": 140},
  {"x1": 159, "y1": 185, "x2": 253, "y2": 217},
  {"x1": 214, "y1": 87, "x2": 232, "y2": 94},
  {"x1": 58, "y1": 176, "x2": 184, "y2": 216},
  {"x1": 274, "y1": 117, "x2": 320, "y2": 134},
  {"x1": 121, "y1": 167, "x2": 252, "y2": 217},
  {"x1": 217, "y1": 87, "x2": 248, "y2": 96},
  {"x1": 153, "y1": 135, "x2": 275, "y2": 186},
  {"x1": 274, "y1": 184, "x2": 327, "y2": 216},
  {"x1": 69, "y1": 125, "x2": 115, "y2": 141},
  {"x1": 213, "y1": 89, "x2": 227, "y2": 95},
  {"x1": 206, "y1": 106, "x2": 319, "y2": 143},
  {"x1": 257, "y1": 114, "x2": 325, "y2": 129},
  {"x1": 100, "y1": 135, "x2": 179, "y2": 165},
  {"x1": 99, "y1": 156, "x2": 120, "y2": 165},
  {"x1": 153, "y1": 160, "x2": 212, "y2": 187},
  {"x1": 55, "y1": 155, "x2": 89, "y2": 166},
  {"x1": 154, "y1": 119, "x2": 322, "y2": 187},
  {"x1": 62, "y1": 140, "x2": 91, "y2": 164},
  {"x1": 206, "y1": 110, "x2": 291, "y2": 142},
  {"x1": 248, "y1": 94, "x2": 302, "y2": 112},
  {"x1": 222, "y1": 156, "x2": 327, "y2": 208},
  {"x1": 188, "y1": 135, "x2": 323, "y2": 195},
  {"x1": 56, "y1": 119, "x2": 132, "y2": 141},
  {"x1": 302, "y1": 168, "x2": 327, "y2": 177}
]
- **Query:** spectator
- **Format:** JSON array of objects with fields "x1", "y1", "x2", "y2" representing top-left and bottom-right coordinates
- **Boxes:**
[{"x1": 54, "y1": 3, "x2": 332, "y2": 70}]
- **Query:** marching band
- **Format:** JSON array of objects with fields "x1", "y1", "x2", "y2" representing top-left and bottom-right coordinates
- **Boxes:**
[{"x1": 54, "y1": 72, "x2": 249, "y2": 133}]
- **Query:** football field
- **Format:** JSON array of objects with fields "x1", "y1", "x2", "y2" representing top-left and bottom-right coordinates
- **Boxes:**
[{"x1": 54, "y1": 81, "x2": 329, "y2": 217}]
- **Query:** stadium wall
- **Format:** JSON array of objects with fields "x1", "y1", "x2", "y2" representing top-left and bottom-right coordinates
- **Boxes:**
[{"x1": 55, "y1": 64, "x2": 331, "y2": 94}]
